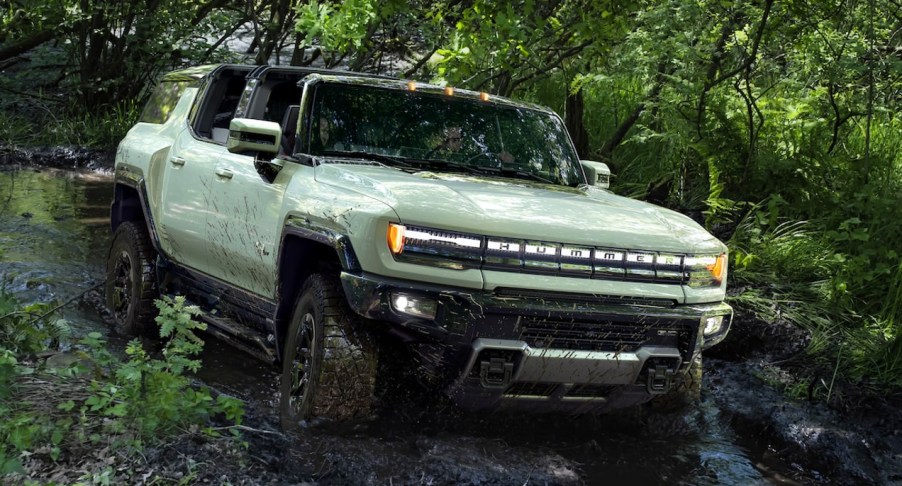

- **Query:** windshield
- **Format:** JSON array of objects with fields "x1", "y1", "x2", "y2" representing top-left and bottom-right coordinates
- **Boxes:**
[{"x1": 305, "y1": 82, "x2": 585, "y2": 187}]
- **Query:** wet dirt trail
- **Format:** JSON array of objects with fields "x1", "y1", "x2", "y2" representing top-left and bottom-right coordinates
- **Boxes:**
[{"x1": 0, "y1": 167, "x2": 820, "y2": 485}]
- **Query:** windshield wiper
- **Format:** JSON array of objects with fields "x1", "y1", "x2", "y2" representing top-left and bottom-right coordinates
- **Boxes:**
[
  {"x1": 497, "y1": 168, "x2": 554, "y2": 184},
  {"x1": 414, "y1": 158, "x2": 556, "y2": 184},
  {"x1": 320, "y1": 150, "x2": 412, "y2": 168}
]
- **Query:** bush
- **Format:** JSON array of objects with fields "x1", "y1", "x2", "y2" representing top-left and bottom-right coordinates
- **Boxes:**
[{"x1": 0, "y1": 295, "x2": 244, "y2": 478}]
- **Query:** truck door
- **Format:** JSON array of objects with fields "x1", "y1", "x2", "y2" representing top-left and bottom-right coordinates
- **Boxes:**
[
  {"x1": 157, "y1": 67, "x2": 253, "y2": 278},
  {"x1": 204, "y1": 147, "x2": 285, "y2": 299},
  {"x1": 202, "y1": 77, "x2": 301, "y2": 298}
]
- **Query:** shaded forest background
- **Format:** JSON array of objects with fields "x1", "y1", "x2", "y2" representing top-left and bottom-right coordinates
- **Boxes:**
[{"x1": 1, "y1": 0, "x2": 900, "y2": 398}]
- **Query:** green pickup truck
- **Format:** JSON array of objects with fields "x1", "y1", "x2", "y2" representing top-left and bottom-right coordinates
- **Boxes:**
[{"x1": 107, "y1": 64, "x2": 732, "y2": 429}]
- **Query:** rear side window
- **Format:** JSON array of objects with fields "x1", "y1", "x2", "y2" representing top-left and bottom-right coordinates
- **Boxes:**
[{"x1": 140, "y1": 81, "x2": 189, "y2": 124}]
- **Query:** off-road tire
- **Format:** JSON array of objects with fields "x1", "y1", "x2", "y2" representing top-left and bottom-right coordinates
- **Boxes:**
[
  {"x1": 279, "y1": 274, "x2": 378, "y2": 431},
  {"x1": 649, "y1": 355, "x2": 702, "y2": 411},
  {"x1": 105, "y1": 221, "x2": 158, "y2": 336}
]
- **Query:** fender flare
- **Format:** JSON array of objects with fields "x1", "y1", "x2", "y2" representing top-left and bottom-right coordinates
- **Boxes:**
[
  {"x1": 111, "y1": 165, "x2": 163, "y2": 254},
  {"x1": 272, "y1": 216, "x2": 362, "y2": 359}
]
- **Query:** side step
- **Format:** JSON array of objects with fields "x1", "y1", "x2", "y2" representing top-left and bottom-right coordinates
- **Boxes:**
[{"x1": 197, "y1": 313, "x2": 278, "y2": 364}]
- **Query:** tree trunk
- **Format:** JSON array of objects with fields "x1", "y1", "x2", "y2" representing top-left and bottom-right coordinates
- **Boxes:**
[
  {"x1": 598, "y1": 62, "x2": 668, "y2": 160},
  {"x1": 565, "y1": 87, "x2": 590, "y2": 158},
  {"x1": 290, "y1": 32, "x2": 306, "y2": 66}
]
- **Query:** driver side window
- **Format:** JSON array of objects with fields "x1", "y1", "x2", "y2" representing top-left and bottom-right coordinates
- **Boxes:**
[{"x1": 190, "y1": 68, "x2": 251, "y2": 143}]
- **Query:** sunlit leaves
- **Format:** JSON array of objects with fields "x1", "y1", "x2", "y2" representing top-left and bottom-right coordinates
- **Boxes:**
[{"x1": 293, "y1": 0, "x2": 635, "y2": 95}]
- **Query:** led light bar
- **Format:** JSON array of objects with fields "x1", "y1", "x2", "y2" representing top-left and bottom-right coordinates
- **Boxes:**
[{"x1": 386, "y1": 224, "x2": 726, "y2": 286}]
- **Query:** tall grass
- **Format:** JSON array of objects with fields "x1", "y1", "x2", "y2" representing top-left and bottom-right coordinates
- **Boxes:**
[
  {"x1": 0, "y1": 99, "x2": 139, "y2": 149},
  {"x1": 724, "y1": 198, "x2": 902, "y2": 395}
]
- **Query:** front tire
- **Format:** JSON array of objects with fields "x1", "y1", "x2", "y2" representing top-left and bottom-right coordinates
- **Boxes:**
[
  {"x1": 279, "y1": 274, "x2": 378, "y2": 430},
  {"x1": 649, "y1": 355, "x2": 703, "y2": 411},
  {"x1": 105, "y1": 221, "x2": 158, "y2": 335}
]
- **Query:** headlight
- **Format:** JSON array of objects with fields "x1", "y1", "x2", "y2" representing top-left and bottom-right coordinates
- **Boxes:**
[
  {"x1": 700, "y1": 310, "x2": 732, "y2": 349},
  {"x1": 686, "y1": 253, "x2": 727, "y2": 287},
  {"x1": 386, "y1": 223, "x2": 483, "y2": 269}
]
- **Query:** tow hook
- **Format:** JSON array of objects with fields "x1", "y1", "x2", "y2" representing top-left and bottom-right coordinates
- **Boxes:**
[
  {"x1": 480, "y1": 357, "x2": 513, "y2": 389},
  {"x1": 647, "y1": 364, "x2": 676, "y2": 395}
]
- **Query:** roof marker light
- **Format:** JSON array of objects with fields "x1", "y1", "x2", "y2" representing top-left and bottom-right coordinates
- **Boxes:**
[
  {"x1": 479, "y1": 92, "x2": 490, "y2": 102},
  {"x1": 407, "y1": 81, "x2": 417, "y2": 91},
  {"x1": 444, "y1": 86, "x2": 454, "y2": 96}
]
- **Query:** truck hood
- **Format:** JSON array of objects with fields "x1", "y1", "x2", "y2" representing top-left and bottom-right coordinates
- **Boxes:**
[{"x1": 314, "y1": 163, "x2": 725, "y2": 254}]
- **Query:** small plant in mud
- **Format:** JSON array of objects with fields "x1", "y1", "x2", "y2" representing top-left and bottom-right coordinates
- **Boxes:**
[
  {"x1": 0, "y1": 295, "x2": 245, "y2": 479},
  {"x1": 78, "y1": 296, "x2": 245, "y2": 441}
]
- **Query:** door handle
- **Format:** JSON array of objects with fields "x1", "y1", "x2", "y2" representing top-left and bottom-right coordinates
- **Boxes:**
[
  {"x1": 214, "y1": 168, "x2": 234, "y2": 180},
  {"x1": 169, "y1": 156, "x2": 186, "y2": 166}
]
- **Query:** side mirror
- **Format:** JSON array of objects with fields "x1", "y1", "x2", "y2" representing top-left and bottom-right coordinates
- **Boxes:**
[
  {"x1": 581, "y1": 160, "x2": 611, "y2": 189},
  {"x1": 226, "y1": 118, "x2": 282, "y2": 155}
]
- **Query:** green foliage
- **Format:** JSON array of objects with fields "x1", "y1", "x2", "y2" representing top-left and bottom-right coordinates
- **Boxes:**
[
  {"x1": 75, "y1": 296, "x2": 244, "y2": 441},
  {"x1": 0, "y1": 100, "x2": 139, "y2": 148},
  {"x1": 2, "y1": 0, "x2": 249, "y2": 108},
  {"x1": 155, "y1": 295, "x2": 207, "y2": 374},
  {"x1": 0, "y1": 111, "x2": 33, "y2": 147},
  {"x1": 0, "y1": 293, "x2": 71, "y2": 355},
  {"x1": 297, "y1": 0, "x2": 380, "y2": 53},
  {"x1": 0, "y1": 296, "x2": 244, "y2": 478},
  {"x1": 728, "y1": 200, "x2": 902, "y2": 394}
]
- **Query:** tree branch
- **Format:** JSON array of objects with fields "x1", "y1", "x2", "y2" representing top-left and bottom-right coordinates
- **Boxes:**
[
  {"x1": 0, "y1": 29, "x2": 56, "y2": 62},
  {"x1": 707, "y1": 0, "x2": 774, "y2": 88},
  {"x1": 508, "y1": 39, "x2": 593, "y2": 93},
  {"x1": 695, "y1": 16, "x2": 737, "y2": 139},
  {"x1": 403, "y1": 46, "x2": 440, "y2": 79}
]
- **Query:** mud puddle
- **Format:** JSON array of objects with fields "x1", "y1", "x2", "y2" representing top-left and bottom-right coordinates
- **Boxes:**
[{"x1": 1, "y1": 167, "x2": 818, "y2": 484}]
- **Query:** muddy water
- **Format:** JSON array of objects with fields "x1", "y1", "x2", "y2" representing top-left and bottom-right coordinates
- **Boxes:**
[
  {"x1": 0, "y1": 168, "x2": 112, "y2": 337},
  {"x1": 0, "y1": 168, "x2": 813, "y2": 485}
]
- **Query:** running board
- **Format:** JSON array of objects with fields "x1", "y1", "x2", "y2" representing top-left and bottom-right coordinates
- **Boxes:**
[{"x1": 198, "y1": 313, "x2": 278, "y2": 364}]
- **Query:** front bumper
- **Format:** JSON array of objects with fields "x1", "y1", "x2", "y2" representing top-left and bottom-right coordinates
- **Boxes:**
[{"x1": 341, "y1": 271, "x2": 732, "y2": 412}]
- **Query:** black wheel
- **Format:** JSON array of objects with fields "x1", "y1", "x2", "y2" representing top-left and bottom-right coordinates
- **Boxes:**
[
  {"x1": 279, "y1": 274, "x2": 378, "y2": 430},
  {"x1": 105, "y1": 221, "x2": 158, "y2": 336},
  {"x1": 649, "y1": 355, "x2": 703, "y2": 411}
]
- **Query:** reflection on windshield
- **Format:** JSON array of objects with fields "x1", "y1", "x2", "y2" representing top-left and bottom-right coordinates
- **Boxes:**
[{"x1": 307, "y1": 83, "x2": 584, "y2": 186}]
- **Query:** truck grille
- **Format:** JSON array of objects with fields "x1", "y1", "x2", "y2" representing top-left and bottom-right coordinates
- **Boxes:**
[
  {"x1": 519, "y1": 318, "x2": 694, "y2": 358},
  {"x1": 393, "y1": 225, "x2": 691, "y2": 285}
]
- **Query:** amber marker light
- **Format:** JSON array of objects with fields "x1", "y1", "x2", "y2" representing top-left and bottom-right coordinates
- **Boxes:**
[
  {"x1": 479, "y1": 92, "x2": 490, "y2": 101},
  {"x1": 708, "y1": 253, "x2": 727, "y2": 283},
  {"x1": 388, "y1": 223, "x2": 406, "y2": 254},
  {"x1": 406, "y1": 81, "x2": 417, "y2": 91},
  {"x1": 444, "y1": 86, "x2": 454, "y2": 96}
]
